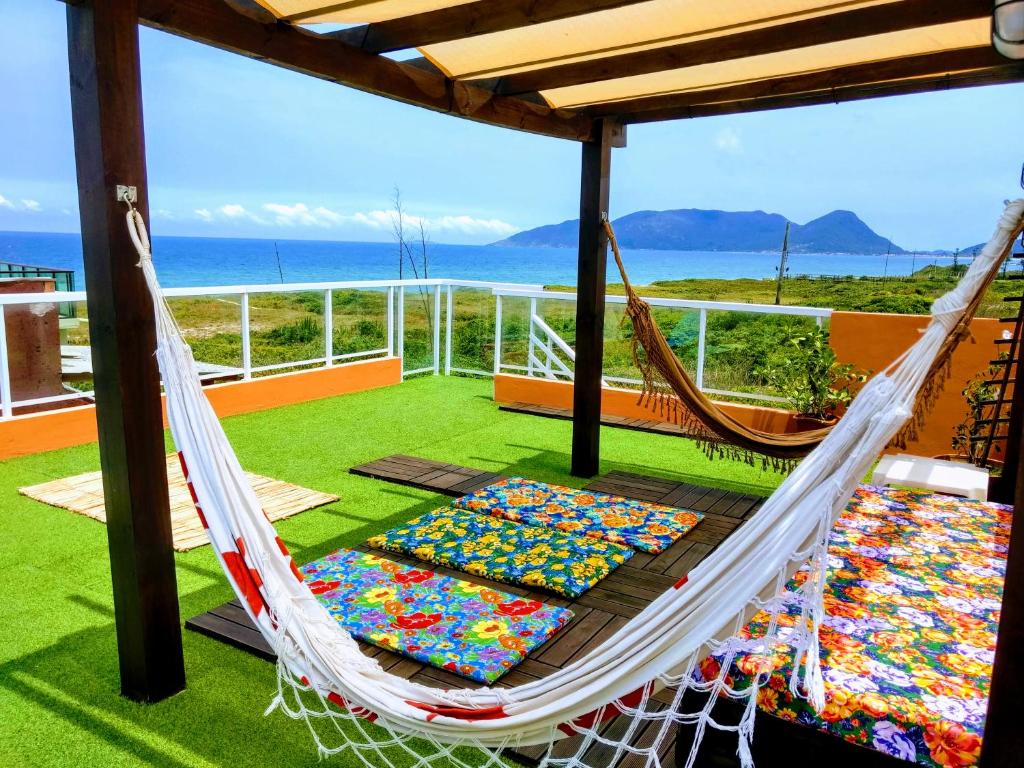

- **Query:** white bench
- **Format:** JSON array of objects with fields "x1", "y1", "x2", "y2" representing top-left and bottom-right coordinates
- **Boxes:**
[{"x1": 871, "y1": 453, "x2": 990, "y2": 501}]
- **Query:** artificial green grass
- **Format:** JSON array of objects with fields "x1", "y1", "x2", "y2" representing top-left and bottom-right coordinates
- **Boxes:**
[{"x1": 0, "y1": 376, "x2": 783, "y2": 768}]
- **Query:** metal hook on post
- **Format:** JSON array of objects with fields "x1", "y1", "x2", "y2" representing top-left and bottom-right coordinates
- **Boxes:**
[
  {"x1": 116, "y1": 184, "x2": 137, "y2": 205},
  {"x1": 115, "y1": 184, "x2": 150, "y2": 264}
]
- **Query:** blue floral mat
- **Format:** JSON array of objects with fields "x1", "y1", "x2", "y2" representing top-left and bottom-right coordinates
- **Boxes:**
[{"x1": 301, "y1": 548, "x2": 573, "y2": 683}]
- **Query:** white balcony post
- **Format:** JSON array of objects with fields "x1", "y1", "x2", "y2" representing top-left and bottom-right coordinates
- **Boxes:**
[
  {"x1": 493, "y1": 293, "x2": 503, "y2": 376},
  {"x1": 444, "y1": 284, "x2": 453, "y2": 376},
  {"x1": 324, "y1": 289, "x2": 333, "y2": 367},
  {"x1": 0, "y1": 308, "x2": 12, "y2": 419},
  {"x1": 241, "y1": 291, "x2": 252, "y2": 380},
  {"x1": 432, "y1": 284, "x2": 441, "y2": 375},
  {"x1": 527, "y1": 297, "x2": 537, "y2": 377},
  {"x1": 397, "y1": 285, "x2": 405, "y2": 376},
  {"x1": 695, "y1": 307, "x2": 707, "y2": 390},
  {"x1": 386, "y1": 286, "x2": 395, "y2": 358}
]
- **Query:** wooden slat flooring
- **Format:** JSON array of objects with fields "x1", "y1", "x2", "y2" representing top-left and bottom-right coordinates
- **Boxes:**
[
  {"x1": 20, "y1": 454, "x2": 338, "y2": 551},
  {"x1": 349, "y1": 453, "x2": 508, "y2": 495},
  {"x1": 499, "y1": 401, "x2": 703, "y2": 440},
  {"x1": 186, "y1": 455, "x2": 767, "y2": 766}
]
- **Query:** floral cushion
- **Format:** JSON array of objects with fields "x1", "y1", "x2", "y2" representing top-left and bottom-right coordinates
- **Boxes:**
[
  {"x1": 300, "y1": 549, "x2": 573, "y2": 683},
  {"x1": 698, "y1": 485, "x2": 1009, "y2": 768},
  {"x1": 367, "y1": 506, "x2": 633, "y2": 598},
  {"x1": 451, "y1": 477, "x2": 703, "y2": 554}
]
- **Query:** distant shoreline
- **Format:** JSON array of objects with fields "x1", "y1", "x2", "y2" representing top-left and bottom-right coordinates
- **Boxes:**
[{"x1": 0, "y1": 229, "x2": 969, "y2": 290}]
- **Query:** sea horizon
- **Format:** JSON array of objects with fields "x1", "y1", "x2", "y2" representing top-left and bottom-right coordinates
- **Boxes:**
[{"x1": 0, "y1": 229, "x2": 959, "y2": 290}]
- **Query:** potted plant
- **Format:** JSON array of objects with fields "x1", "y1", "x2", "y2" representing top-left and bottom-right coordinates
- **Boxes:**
[
  {"x1": 756, "y1": 326, "x2": 866, "y2": 430},
  {"x1": 944, "y1": 364, "x2": 1004, "y2": 467}
]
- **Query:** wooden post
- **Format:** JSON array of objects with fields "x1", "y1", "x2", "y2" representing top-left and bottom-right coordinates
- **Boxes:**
[
  {"x1": 67, "y1": 0, "x2": 185, "y2": 702},
  {"x1": 980, "y1": 431, "x2": 1024, "y2": 767},
  {"x1": 980, "y1": 318, "x2": 1024, "y2": 765},
  {"x1": 571, "y1": 119, "x2": 620, "y2": 477}
]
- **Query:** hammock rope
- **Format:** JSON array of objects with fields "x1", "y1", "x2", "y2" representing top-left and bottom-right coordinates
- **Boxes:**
[
  {"x1": 128, "y1": 199, "x2": 1024, "y2": 767},
  {"x1": 603, "y1": 216, "x2": 1010, "y2": 470}
]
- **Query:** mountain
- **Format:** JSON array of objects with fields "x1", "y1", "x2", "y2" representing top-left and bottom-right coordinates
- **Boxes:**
[
  {"x1": 957, "y1": 243, "x2": 986, "y2": 257},
  {"x1": 493, "y1": 208, "x2": 904, "y2": 254}
]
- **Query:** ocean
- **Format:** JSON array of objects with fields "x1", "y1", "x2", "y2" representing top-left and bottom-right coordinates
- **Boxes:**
[{"x1": 0, "y1": 230, "x2": 955, "y2": 289}]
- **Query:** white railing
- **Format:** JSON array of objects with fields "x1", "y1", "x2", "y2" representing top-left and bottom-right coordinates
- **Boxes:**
[
  {"x1": 490, "y1": 286, "x2": 831, "y2": 404},
  {"x1": 0, "y1": 276, "x2": 831, "y2": 420}
]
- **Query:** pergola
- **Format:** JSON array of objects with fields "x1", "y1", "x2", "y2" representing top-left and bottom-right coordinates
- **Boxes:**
[{"x1": 63, "y1": 1, "x2": 1024, "y2": 765}]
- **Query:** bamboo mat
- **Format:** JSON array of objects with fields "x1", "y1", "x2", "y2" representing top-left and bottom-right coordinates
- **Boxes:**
[{"x1": 19, "y1": 455, "x2": 339, "y2": 551}]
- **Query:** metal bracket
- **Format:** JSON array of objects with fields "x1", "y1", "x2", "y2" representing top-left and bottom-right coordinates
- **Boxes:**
[{"x1": 116, "y1": 185, "x2": 137, "y2": 204}]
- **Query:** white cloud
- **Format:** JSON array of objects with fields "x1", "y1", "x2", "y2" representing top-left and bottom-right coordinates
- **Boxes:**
[
  {"x1": 350, "y1": 209, "x2": 397, "y2": 230},
  {"x1": 714, "y1": 127, "x2": 743, "y2": 154},
  {"x1": 430, "y1": 215, "x2": 517, "y2": 237},
  {"x1": 311, "y1": 206, "x2": 345, "y2": 225},
  {"x1": 153, "y1": 209, "x2": 175, "y2": 220},
  {"x1": 188, "y1": 199, "x2": 518, "y2": 240},
  {"x1": 21, "y1": 199, "x2": 41, "y2": 212},
  {"x1": 0, "y1": 194, "x2": 13, "y2": 209},
  {"x1": 336, "y1": 208, "x2": 515, "y2": 237},
  {"x1": 219, "y1": 203, "x2": 266, "y2": 224},
  {"x1": 262, "y1": 202, "x2": 323, "y2": 227},
  {"x1": 219, "y1": 203, "x2": 247, "y2": 218}
]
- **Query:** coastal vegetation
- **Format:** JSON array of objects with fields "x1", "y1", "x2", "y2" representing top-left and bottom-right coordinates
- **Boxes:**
[{"x1": 59, "y1": 263, "x2": 1021, "y2": 405}]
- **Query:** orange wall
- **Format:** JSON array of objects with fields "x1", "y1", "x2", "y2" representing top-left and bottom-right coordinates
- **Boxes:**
[
  {"x1": 496, "y1": 311, "x2": 1004, "y2": 460},
  {"x1": 0, "y1": 357, "x2": 401, "y2": 461},
  {"x1": 830, "y1": 312, "x2": 1003, "y2": 457},
  {"x1": 494, "y1": 374, "x2": 801, "y2": 433}
]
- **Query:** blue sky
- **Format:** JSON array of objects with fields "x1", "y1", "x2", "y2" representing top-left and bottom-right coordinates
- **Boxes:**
[{"x1": 2, "y1": 1, "x2": 1024, "y2": 249}]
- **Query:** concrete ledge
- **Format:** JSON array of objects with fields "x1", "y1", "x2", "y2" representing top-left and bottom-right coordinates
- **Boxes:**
[
  {"x1": 0, "y1": 356, "x2": 401, "y2": 460},
  {"x1": 493, "y1": 373, "x2": 800, "y2": 433}
]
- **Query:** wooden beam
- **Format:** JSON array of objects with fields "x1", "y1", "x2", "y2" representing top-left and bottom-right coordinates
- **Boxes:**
[
  {"x1": 135, "y1": 0, "x2": 593, "y2": 142},
  {"x1": 618, "y1": 66, "x2": 1024, "y2": 124},
  {"x1": 488, "y1": 0, "x2": 992, "y2": 96},
  {"x1": 586, "y1": 47, "x2": 1009, "y2": 117},
  {"x1": 571, "y1": 119, "x2": 616, "y2": 478},
  {"x1": 327, "y1": 0, "x2": 648, "y2": 54},
  {"x1": 66, "y1": 0, "x2": 185, "y2": 702}
]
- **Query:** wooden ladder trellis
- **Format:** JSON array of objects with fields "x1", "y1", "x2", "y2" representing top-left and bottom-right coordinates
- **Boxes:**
[{"x1": 974, "y1": 251, "x2": 1024, "y2": 477}]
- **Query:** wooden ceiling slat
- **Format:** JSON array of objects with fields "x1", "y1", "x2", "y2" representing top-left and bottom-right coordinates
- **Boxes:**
[
  {"x1": 329, "y1": 0, "x2": 650, "y2": 54},
  {"x1": 586, "y1": 46, "x2": 1010, "y2": 116},
  {"x1": 487, "y1": 0, "x2": 992, "y2": 97},
  {"x1": 619, "y1": 65, "x2": 1024, "y2": 123},
  {"x1": 136, "y1": 0, "x2": 594, "y2": 141}
]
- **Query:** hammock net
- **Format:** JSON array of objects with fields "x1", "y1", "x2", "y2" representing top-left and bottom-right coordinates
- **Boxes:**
[{"x1": 131, "y1": 199, "x2": 1024, "y2": 768}]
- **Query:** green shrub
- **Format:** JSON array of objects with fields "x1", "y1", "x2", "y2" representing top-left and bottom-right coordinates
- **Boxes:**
[{"x1": 263, "y1": 316, "x2": 322, "y2": 345}]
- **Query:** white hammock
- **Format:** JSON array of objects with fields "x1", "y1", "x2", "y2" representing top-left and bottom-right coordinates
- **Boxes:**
[{"x1": 131, "y1": 200, "x2": 1024, "y2": 768}]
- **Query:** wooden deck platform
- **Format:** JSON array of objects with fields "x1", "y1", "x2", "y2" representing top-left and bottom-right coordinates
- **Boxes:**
[
  {"x1": 187, "y1": 454, "x2": 763, "y2": 765},
  {"x1": 498, "y1": 401, "x2": 701, "y2": 439}
]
